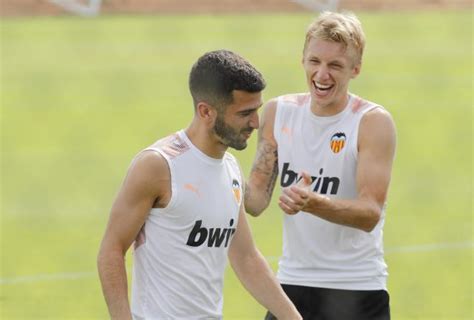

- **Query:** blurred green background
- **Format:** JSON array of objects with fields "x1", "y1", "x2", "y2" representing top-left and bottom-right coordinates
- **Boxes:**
[{"x1": 1, "y1": 10, "x2": 472, "y2": 319}]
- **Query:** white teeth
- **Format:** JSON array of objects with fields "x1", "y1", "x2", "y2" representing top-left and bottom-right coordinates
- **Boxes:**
[{"x1": 315, "y1": 82, "x2": 332, "y2": 89}]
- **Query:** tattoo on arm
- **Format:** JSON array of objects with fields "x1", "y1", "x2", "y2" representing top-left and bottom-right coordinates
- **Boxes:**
[
  {"x1": 251, "y1": 141, "x2": 279, "y2": 200},
  {"x1": 266, "y1": 150, "x2": 278, "y2": 198}
]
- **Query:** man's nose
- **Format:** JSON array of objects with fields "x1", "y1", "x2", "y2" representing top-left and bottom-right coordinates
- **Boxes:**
[
  {"x1": 249, "y1": 112, "x2": 259, "y2": 129},
  {"x1": 315, "y1": 65, "x2": 330, "y2": 81}
]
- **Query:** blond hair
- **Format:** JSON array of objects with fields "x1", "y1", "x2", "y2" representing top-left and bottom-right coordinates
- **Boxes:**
[{"x1": 303, "y1": 11, "x2": 366, "y2": 64}]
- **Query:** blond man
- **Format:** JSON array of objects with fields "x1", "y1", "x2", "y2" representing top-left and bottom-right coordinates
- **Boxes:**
[{"x1": 246, "y1": 12, "x2": 396, "y2": 319}]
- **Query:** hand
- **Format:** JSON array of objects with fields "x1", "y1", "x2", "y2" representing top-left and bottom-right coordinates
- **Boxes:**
[{"x1": 278, "y1": 172, "x2": 312, "y2": 215}]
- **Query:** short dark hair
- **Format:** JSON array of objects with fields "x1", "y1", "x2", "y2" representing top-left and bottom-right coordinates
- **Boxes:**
[{"x1": 189, "y1": 50, "x2": 266, "y2": 110}]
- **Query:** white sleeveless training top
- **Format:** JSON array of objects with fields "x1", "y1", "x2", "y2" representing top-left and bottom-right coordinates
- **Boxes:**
[
  {"x1": 131, "y1": 130, "x2": 242, "y2": 319},
  {"x1": 274, "y1": 93, "x2": 388, "y2": 291}
]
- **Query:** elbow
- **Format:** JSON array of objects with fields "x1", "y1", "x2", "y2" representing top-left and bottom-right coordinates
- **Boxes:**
[
  {"x1": 243, "y1": 192, "x2": 268, "y2": 217},
  {"x1": 97, "y1": 251, "x2": 105, "y2": 281},
  {"x1": 97, "y1": 246, "x2": 108, "y2": 273},
  {"x1": 361, "y1": 207, "x2": 382, "y2": 233},
  {"x1": 245, "y1": 205, "x2": 264, "y2": 217},
  {"x1": 229, "y1": 246, "x2": 261, "y2": 274},
  {"x1": 244, "y1": 200, "x2": 268, "y2": 217},
  {"x1": 244, "y1": 181, "x2": 271, "y2": 217},
  {"x1": 97, "y1": 241, "x2": 124, "y2": 272}
]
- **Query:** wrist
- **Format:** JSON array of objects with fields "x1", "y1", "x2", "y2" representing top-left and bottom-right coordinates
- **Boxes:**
[{"x1": 305, "y1": 192, "x2": 329, "y2": 211}]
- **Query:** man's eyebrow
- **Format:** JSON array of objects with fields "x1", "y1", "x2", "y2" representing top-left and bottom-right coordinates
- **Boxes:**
[
  {"x1": 239, "y1": 104, "x2": 263, "y2": 113},
  {"x1": 238, "y1": 108, "x2": 256, "y2": 114}
]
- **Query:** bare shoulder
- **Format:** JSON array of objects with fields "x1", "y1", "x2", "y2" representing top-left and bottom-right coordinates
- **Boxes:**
[
  {"x1": 360, "y1": 107, "x2": 396, "y2": 137},
  {"x1": 131, "y1": 150, "x2": 169, "y2": 177},
  {"x1": 359, "y1": 107, "x2": 396, "y2": 153},
  {"x1": 362, "y1": 107, "x2": 394, "y2": 124},
  {"x1": 125, "y1": 150, "x2": 171, "y2": 197},
  {"x1": 259, "y1": 98, "x2": 279, "y2": 143},
  {"x1": 261, "y1": 98, "x2": 278, "y2": 122}
]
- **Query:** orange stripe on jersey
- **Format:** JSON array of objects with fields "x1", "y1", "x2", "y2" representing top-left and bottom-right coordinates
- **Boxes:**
[
  {"x1": 330, "y1": 141, "x2": 337, "y2": 153},
  {"x1": 282, "y1": 126, "x2": 293, "y2": 136},
  {"x1": 351, "y1": 96, "x2": 363, "y2": 113},
  {"x1": 280, "y1": 93, "x2": 310, "y2": 107},
  {"x1": 351, "y1": 95, "x2": 371, "y2": 114},
  {"x1": 184, "y1": 183, "x2": 201, "y2": 197},
  {"x1": 233, "y1": 188, "x2": 241, "y2": 203},
  {"x1": 331, "y1": 140, "x2": 345, "y2": 153},
  {"x1": 156, "y1": 133, "x2": 190, "y2": 159}
]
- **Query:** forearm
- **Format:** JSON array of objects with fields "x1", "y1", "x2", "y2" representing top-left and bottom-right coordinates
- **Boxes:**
[
  {"x1": 245, "y1": 134, "x2": 279, "y2": 216},
  {"x1": 230, "y1": 250, "x2": 300, "y2": 319},
  {"x1": 245, "y1": 154, "x2": 279, "y2": 216},
  {"x1": 305, "y1": 194, "x2": 381, "y2": 232},
  {"x1": 97, "y1": 250, "x2": 132, "y2": 319}
]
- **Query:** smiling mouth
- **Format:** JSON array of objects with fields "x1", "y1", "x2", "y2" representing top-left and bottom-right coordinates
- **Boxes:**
[
  {"x1": 313, "y1": 81, "x2": 334, "y2": 93},
  {"x1": 242, "y1": 130, "x2": 253, "y2": 138}
]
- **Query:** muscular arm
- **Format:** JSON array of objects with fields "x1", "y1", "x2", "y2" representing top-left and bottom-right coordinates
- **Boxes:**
[
  {"x1": 245, "y1": 99, "x2": 279, "y2": 216},
  {"x1": 97, "y1": 151, "x2": 170, "y2": 319},
  {"x1": 229, "y1": 203, "x2": 300, "y2": 319},
  {"x1": 279, "y1": 108, "x2": 396, "y2": 232}
]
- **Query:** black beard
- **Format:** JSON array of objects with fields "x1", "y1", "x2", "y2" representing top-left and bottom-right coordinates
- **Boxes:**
[{"x1": 213, "y1": 114, "x2": 249, "y2": 150}]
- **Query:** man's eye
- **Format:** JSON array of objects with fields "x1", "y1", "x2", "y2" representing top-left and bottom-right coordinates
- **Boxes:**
[{"x1": 240, "y1": 110, "x2": 253, "y2": 116}]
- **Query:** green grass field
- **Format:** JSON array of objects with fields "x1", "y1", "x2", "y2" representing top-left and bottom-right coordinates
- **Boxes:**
[{"x1": 1, "y1": 10, "x2": 472, "y2": 319}]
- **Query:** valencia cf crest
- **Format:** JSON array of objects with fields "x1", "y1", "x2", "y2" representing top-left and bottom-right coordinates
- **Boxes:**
[
  {"x1": 232, "y1": 179, "x2": 241, "y2": 203},
  {"x1": 330, "y1": 132, "x2": 346, "y2": 153}
]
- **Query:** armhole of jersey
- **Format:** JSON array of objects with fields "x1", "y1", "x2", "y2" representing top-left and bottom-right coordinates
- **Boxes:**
[
  {"x1": 237, "y1": 157, "x2": 244, "y2": 209},
  {"x1": 273, "y1": 97, "x2": 282, "y2": 145},
  {"x1": 141, "y1": 147, "x2": 178, "y2": 211},
  {"x1": 351, "y1": 105, "x2": 382, "y2": 160},
  {"x1": 225, "y1": 152, "x2": 244, "y2": 208}
]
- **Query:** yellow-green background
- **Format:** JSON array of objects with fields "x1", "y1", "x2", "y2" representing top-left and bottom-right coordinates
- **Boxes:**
[{"x1": 1, "y1": 11, "x2": 472, "y2": 319}]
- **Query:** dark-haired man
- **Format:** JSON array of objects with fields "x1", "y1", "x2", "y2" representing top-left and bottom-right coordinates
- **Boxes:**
[{"x1": 97, "y1": 50, "x2": 301, "y2": 319}]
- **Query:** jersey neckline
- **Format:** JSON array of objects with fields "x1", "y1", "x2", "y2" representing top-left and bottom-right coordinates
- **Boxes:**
[
  {"x1": 306, "y1": 93, "x2": 354, "y2": 124},
  {"x1": 178, "y1": 130, "x2": 224, "y2": 165}
]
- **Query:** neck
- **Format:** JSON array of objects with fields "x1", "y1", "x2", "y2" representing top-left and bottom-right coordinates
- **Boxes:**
[
  {"x1": 311, "y1": 93, "x2": 350, "y2": 117},
  {"x1": 185, "y1": 120, "x2": 227, "y2": 159}
]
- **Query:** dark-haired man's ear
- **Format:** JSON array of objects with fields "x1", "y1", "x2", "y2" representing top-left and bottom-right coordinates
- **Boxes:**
[{"x1": 196, "y1": 102, "x2": 217, "y2": 126}]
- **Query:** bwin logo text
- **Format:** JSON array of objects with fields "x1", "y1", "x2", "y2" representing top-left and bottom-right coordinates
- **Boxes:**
[
  {"x1": 186, "y1": 219, "x2": 236, "y2": 248},
  {"x1": 281, "y1": 162, "x2": 340, "y2": 195}
]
